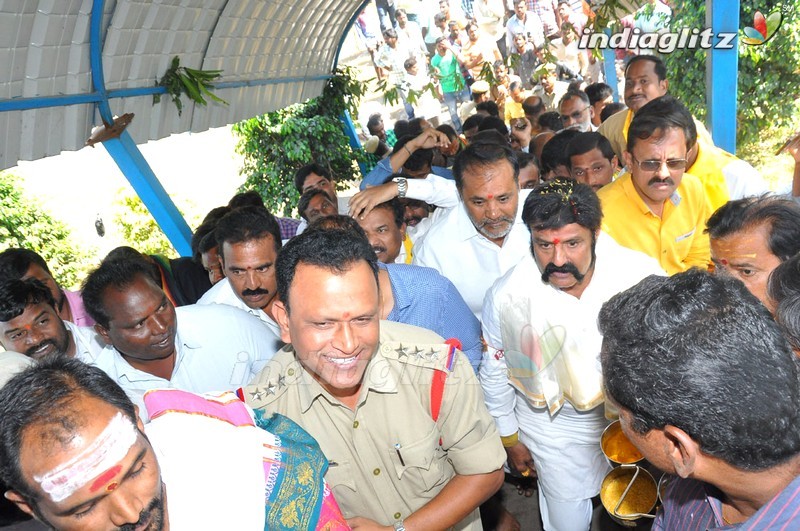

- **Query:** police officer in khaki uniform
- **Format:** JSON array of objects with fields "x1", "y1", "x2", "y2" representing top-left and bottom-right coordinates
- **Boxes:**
[{"x1": 245, "y1": 224, "x2": 505, "y2": 531}]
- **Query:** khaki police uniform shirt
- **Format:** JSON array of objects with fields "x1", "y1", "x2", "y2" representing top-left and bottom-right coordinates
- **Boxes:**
[{"x1": 245, "y1": 321, "x2": 505, "y2": 530}]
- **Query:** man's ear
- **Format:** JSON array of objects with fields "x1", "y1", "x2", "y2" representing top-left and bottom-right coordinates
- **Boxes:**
[
  {"x1": 94, "y1": 324, "x2": 112, "y2": 346},
  {"x1": 400, "y1": 222, "x2": 407, "y2": 240},
  {"x1": 133, "y1": 405, "x2": 146, "y2": 431},
  {"x1": 622, "y1": 150, "x2": 633, "y2": 170},
  {"x1": 272, "y1": 301, "x2": 292, "y2": 344},
  {"x1": 4, "y1": 491, "x2": 34, "y2": 518},
  {"x1": 611, "y1": 155, "x2": 619, "y2": 170},
  {"x1": 663, "y1": 425, "x2": 700, "y2": 478}
]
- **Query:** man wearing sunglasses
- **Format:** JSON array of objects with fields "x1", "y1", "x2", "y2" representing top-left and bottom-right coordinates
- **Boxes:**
[{"x1": 597, "y1": 96, "x2": 712, "y2": 274}]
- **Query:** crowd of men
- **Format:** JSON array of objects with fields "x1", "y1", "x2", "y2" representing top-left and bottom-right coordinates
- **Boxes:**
[{"x1": 2, "y1": 2, "x2": 800, "y2": 529}]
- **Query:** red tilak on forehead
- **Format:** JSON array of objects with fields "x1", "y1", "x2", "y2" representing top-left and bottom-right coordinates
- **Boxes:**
[
  {"x1": 487, "y1": 194, "x2": 494, "y2": 199},
  {"x1": 552, "y1": 238, "x2": 561, "y2": 245},
  {"x1": 89, "y1": 464, "x2": 122, "y2": 493},
  {"x1": 720, "y1": 258, "x2": 729, "y2": 266}
]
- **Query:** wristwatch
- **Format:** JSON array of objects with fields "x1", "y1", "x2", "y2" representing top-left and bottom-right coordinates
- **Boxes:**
[
  {"x1": 393, "y1": 520, "x2": 406, "y2": 531},
  {"x1": 392, "y1": 177, "x2": 408, "y2": 198}
]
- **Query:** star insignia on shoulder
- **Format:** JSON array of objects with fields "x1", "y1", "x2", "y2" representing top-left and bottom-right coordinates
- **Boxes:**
[
  {"x1": 249, "y1": 388, "x2": 263, "y2": 401},
  {"x1": 277, "y1": 374, "x2": 286, "y2": 389},
  {"x1": 426, "y1": 348, "x2": 439, "y2": 361},
  {"x1": 395, "y1": 344, "x2": 409, "y2": 358},
  {"x1": 266, "y1": 382, "x2": 277, "y2": 395},
  {"x1": 411, "y1": 346, "x2": 425, "y2": 359}
]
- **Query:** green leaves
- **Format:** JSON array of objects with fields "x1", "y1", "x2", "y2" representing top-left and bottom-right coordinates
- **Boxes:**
[
  {"x1": 232, "y1": 69, "x2": 367, "y2": 217},
  {"x1": 0, "y1": 172, "x2": 92, "y2": 289},
  {"x1": 153, "y1": 56, "x2": 228, "y2": 115}
]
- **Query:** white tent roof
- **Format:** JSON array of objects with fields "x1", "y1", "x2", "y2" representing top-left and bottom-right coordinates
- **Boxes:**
[{"x1": 0, "y1": 0, "x2": 366, "y2": 170}]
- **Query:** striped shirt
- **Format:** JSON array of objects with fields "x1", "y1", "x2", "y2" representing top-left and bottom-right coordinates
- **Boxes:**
[{"x1": 655, "y1": 475, "x2": 800, "y2": 530}]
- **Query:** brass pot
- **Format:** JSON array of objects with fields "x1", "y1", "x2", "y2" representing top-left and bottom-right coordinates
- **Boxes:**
[
  {"x1": 600, "y1": 420, "x2": 644, "y2": 466},
  {"x1": 600, "y1": 465, "x2": 658, "y2": 527}
]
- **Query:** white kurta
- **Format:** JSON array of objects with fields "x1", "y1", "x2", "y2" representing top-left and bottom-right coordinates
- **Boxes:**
[
  {"x1": 413, "y1": 190, "x2": 532, "y2": 319},
  {"x1": 480, "y1": 233, "x2": 664, "y2": 501}
]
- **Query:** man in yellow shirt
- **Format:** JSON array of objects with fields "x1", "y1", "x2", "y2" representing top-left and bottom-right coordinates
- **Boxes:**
[
  {"x1": 598, "y1": 55, "x2": 713, "y2": 162},
  {"x1": 598, "y1": 96, "x2": 712, "y2": 275}
]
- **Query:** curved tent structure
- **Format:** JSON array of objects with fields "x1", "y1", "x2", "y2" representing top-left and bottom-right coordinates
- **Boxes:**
[{"x1": 1, "y1": 0, "x2": 366, "y2": 168}]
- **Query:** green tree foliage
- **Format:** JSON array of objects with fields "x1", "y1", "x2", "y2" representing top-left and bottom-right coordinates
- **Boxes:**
[
  {"x1": 233, "y1": 67, "x2": 368, "y2": 217},
  {"x1": 113, "y1": 194, "x2": 177, "y2": 258},
  {"x1": 663, "y1": 0, "x2": 800, "y2": 149},
  {"x1": 0, "y1": 172, "x2": 92, "y2": 289}
]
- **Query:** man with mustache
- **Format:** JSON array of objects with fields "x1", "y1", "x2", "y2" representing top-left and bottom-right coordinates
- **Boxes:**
[
  {"x1": 480, "y1": 178, "x2": 663, "y2": 531},
  {"x1": 197, "y1": 206, "x2": 283, "y2": 348},
  {"x1": 0, "y1": 279, "x2": 103, "y2": 362},
  {"x1": 597, "y1": 95, "x2": 712, "y2": 274},
  {"x1": 413, "y1": 140, "x2": 532, "y2": 318},
  {"x1": 0, "y1": 356, "x2": 347, "y2": 530},
  {"x1": 84, "y1": 257, "x2": 277, "y2": 418}
]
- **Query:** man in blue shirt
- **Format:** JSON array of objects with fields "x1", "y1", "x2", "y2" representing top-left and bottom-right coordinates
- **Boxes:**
[
  {"x1": 360, "y1": 128, "x2": 454, "y2": 189},
  {"x1": 599, "y1": 270, "x2": 800, "y2": 530}
]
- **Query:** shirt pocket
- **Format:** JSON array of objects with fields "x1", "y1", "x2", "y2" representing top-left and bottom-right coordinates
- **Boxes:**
[
  {"x1": 389, "y1": 426, "x2": 448, "y2": 494},
  {"x1": 324, "y1": 459, "x2": 357, "y2": 502},
  {"x1": 673, "y1": 227, "x2": 696, "y2": 257}
]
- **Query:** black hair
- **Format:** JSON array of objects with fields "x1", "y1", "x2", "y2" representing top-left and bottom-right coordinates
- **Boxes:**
[
  {"x1": 215, "y1": 205, "x2": 283, "y2": 257},
  {"x1": 82, "y1": 257, "x2": 158, "y2": 329},
  {"x1": 0, "y1": 278, "x2": 55, "y2": 323},
  {"x1": 0, "y1": 249, "x2": 50, "y2": 282},
  {"x1": 475, "y1": 101, "x2": 500, "y2": 117},
  {"x1": 200, "y1": 205, "x2": 231, "y2": 226},
  {"x1": 275, "y1": 224, "x2": 379, "y2": 314},
  {"x1": 392, "y1": 134, "x2": 434, "y2": 172},
  {"x1": 0, "y1": 356, "x2": 138, "y2": 502},
  {"x1": 706, "y1": 195, "x2": 800, "y2": 262},
  {"x1": 297, "y1": 189, "x2": 336, "y2": 221},
  {"x1": 559, "y1": 89, "x2": 589, "y2": 109},
  {"x1": 626, "y1": 95, "x2": 697, "y2": 153},
  {"x1": 537, "y1": 111, "x2": 563, "y2": 132},
  {"x1": 407, "y1": 118, "x2": 427, "y2": 137},
  {"x1": 436, "y1": 123, "x2": 458, "y2": 141},
  {"x1": 404, "y1": 57, "x2": 417, "y2": 71},
  {"x1": 599, "y1": 269, "x2": 800, "y2": 471},
  {"x1": 462, "y1": 114, "x2": 486, "y2": 132},
  {"x1": 522, "y1": 177, "x2": 602, "y2": 232},
  {"x1": 600, "y1": 102, "x2": 626, "y2": 123},
  {"x1": 371, "y1": 198, "x2": 405, "y2": 229},
  {"x1": 366, "y1": 113, "x2": 383, "y2": 134},
  {"x1": 584, "y1": 82, "x2": 613, "y2": 106},
  {"x1": 517, "y1": 151, "x2": 541, "y2": 171},
  {"x1": 383, "y1": 28, "x2": 398, "y2": 39},
  {"x1": 769, "y1": 254, "x2": 800, "y2": 351},
  {"x1": 293, "y1": 163, "x2": 332, "y2": 193},
  {"x1": 197, "y1": 230, "x2": 218, "y2": 255},
  {"x1": 625, "y1": 54, "x2": 667, "y2": 81},
  {"x1": 191, "y1": 221, "x2": 217, "y2": 262},
  {"x1": 477, "y1": 115, "x2": 509, "y2": 136},
  {"x1": 540, "y1": 129, "x2": 580, "y2": 174},
  {"x1": 228, "y1": 191, "x2": 266, "y2": 210},
  {"x1": 452, "y1": 140, "x2": 519, "y2": 190},
  {"x1": 565, "y1": 132, "x2": 615, "y2": 165},
  {"x1": 394, "y1": 120, "x2": 410, "y2": 139}
]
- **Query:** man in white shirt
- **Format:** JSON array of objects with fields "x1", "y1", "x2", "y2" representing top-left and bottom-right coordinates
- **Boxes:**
[
  {"x1": 82, "y1": 258, "x2": 277, "y2": 418},
  {"x1": 413, "y1": 140, "x2": 531, "y2": 318},
  {"x1": 197, "y1": 206, "x2": 284, "y2": 343},
  {"x1": 506, "y1": 0, "x2": 545, "y2": 52},
  {"x1": 0, "y1": 278, "x2": 103, "y2": 363},
  {"x1": 480, "y1": 178, "x2": 664, "y2": 530}
]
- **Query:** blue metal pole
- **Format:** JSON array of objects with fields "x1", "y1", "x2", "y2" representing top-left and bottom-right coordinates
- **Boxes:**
[
  {"x1": 602, "y1": 29, "x2": 619, "y2": 102},
  {"x1": 340, "y1": 110, "x2": 369, "y2": 177},
  {"x1": 90, "y1": 0, "x2": 193, "y2": 255},
  {"x1": 706, "y1": 0, "x2": 739, "y2": 153}
]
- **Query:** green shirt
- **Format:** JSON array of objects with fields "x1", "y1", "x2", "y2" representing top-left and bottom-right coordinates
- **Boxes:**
[{"x1": 431, "y1": 50, "x2": 465, "y2": 94}]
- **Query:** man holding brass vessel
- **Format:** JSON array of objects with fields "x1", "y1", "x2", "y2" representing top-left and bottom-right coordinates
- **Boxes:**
[
  {"x1": 599, "y1": 270, "x2": 800, "y2": 529},
  {"x1": 480, "y1": 178, "x2": 663, "y2": 530}
]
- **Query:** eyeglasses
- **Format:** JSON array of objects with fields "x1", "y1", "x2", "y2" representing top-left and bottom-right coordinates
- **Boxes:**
[
  {"x1": 559, "y1": 106, "x2": 588, "y2": 122},
  {"x1": 631, "y1": 156, "x2": 687, "y2": 172}
]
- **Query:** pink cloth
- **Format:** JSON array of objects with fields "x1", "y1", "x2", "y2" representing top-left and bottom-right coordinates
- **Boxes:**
[{"x1": 63, "y1": 289, "x2": 94, "y2": 327}]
